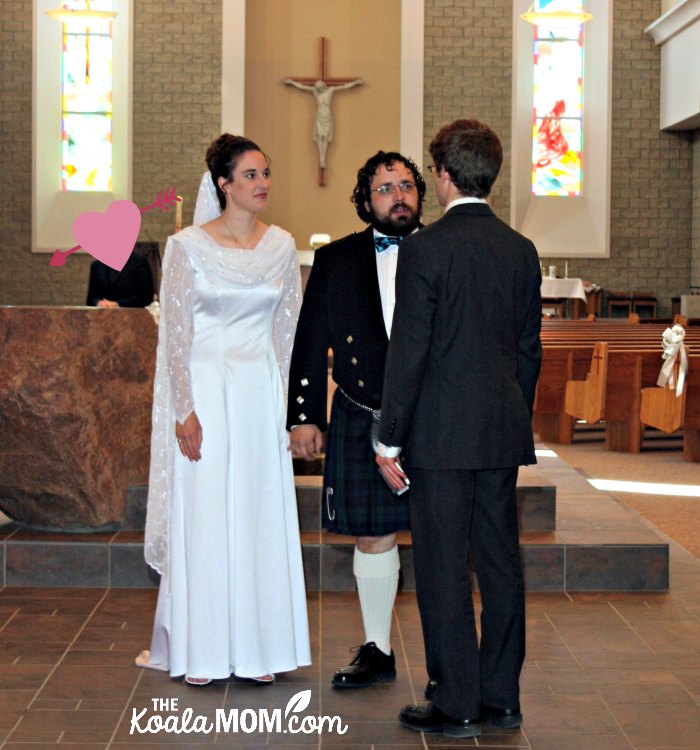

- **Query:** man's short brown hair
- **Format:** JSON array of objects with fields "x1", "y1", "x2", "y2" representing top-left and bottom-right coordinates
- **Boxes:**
[{"x1": 429, "y1": 119, "x2": 503, "y2": 198}]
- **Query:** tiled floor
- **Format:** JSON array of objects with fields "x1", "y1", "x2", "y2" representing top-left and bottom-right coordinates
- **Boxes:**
[
  {"x1": 1, "y1": 449, "x2": 700, "y2": 748},
  {"x1": 2, "y1": 575, "x2": 700, "y2": 749}
]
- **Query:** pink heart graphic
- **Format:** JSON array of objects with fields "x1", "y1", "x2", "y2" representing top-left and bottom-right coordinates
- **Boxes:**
[{"x1": 72, "y1": 200, "x2": 142, "y2": 272}]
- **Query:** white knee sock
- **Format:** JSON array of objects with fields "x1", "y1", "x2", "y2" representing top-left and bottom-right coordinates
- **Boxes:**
[{"x1": 353, "y1": 545, "x2": 400, "y2": 656}]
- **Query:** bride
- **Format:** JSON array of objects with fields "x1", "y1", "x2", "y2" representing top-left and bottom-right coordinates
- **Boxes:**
[{"x1": 137, "y1": 134, "x2": 311, "y2": 686}]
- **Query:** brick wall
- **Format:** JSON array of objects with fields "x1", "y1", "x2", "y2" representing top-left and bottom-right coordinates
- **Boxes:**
[
  {"x1": 132, "y1": 0, "x2": 221, "y2": 257},
  {"x1": 1, "y1": 0, "x2": 696, "y2": 316},
  {"x1": 422, "y1": 0, "x2": 694, "y2": 317},
  {"x1": 571, "y1": 0, "x2": 693, "y2": 316},
  {"x1": 0, "y1": 0, "x2": 221, "y2": 306},
  {"x1": 422, "y1": 0, "x2": 513, "y2": 225}
]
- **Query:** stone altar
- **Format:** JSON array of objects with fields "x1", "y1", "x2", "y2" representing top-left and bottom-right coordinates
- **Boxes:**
[{"x1": 0, "y1": 307, "x2": 157, "y2": 529}]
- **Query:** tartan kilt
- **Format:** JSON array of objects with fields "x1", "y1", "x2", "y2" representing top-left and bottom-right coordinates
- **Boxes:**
[{"x1": 322, "y1": 388, "x2": 411, "y2": 536}]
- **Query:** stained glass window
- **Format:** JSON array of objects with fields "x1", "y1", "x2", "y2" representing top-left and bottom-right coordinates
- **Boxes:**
[
  {"x1": 531, "y1": 0, "x2": 584, "y2": 196},
  {"x1": 61, "y1": 0, "x2": 113, "y2": 191}
]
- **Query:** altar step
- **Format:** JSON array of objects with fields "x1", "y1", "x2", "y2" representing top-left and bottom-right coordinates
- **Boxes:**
[
  {"x1": 293, "y1": 460, "x2": 667, "y2": 592},
  {"x1": 0, "y1": 453, "x2": 668, "y2": 591},
  {"x1": 294, "y1": 465, "x2": 556, "y2": 533}
]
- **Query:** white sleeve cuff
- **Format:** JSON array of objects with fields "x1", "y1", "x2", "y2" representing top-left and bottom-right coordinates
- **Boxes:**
[{"x1": 376, "y1": 441, "x2": 401, "y2": 458}]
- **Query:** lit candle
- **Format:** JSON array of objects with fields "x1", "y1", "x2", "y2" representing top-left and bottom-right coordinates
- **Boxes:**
[
  {"x1": 564, "y1": 261, "x2": 569, "y2": 278},
  {"x1": 175, "y1": 196, "x2": 183, "y2": 233}
]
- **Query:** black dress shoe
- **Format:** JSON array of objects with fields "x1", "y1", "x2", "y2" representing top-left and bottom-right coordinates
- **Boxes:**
[
  {"x1": 399, "y1": 703, "x2": 481, "y2": 738},
  {"x1": 481, "y1": 704, "x2": 523, "y2": 728},
  {"x1": 424, "y1": 679, "x2": 438, "y2": 700},
  {"x1": 332, "y1": 642, "x2": 396, "y2": 688}
]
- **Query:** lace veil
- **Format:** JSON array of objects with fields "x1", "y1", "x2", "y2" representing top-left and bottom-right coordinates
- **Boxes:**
[{"x1": 144, "y1": 171, "x2": 302, "y2": 576}]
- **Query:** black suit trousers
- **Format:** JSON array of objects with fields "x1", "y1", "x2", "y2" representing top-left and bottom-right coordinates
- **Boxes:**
[{"x1": 407, "y1": 466, "x2": 525, "y2": 719}]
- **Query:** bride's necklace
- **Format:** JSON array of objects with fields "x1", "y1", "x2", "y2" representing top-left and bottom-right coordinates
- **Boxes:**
[{"x1": 221, "y1": 216, "x2": 255, "y2": 247}]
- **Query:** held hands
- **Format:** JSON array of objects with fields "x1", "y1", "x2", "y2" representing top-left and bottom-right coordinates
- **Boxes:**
[
  {"x1": 176, "y1": 411, "x2": 203, "y2": 462},
  {"x1": 375, "y1": 455, "x2": 408, "y2": 493},
  {"x1": 289, "y1": 424, "x2": 323, "y2": 461}
]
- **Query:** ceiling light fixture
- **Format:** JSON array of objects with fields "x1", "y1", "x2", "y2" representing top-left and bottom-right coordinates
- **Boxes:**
[{"x1": 520, "y1": 3, "x2": 593, "y2": 24}]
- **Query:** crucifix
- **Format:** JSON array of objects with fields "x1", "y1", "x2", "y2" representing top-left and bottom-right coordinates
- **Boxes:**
[{"x1": 284, "y1": 37, "x2": 363, "y2": 186}]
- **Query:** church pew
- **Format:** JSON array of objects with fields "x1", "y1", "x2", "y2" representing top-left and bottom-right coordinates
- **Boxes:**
[
  {"x1": 535, "y1": 321, "x2": 700, "y2": 452},
  {"x1": 564, "y1": 342, "x2": 608, "y2": 425},
  {"x1": 533, "y1": 345, "x2": 596, "y2": 444},
  {"x1": 683, "y1": 354, "x2": 700, "y2": 461},
  {"x1": 563, "y1": 343, "x2": 700, "y2": 455},
  {"x1": 602, "y1": 348, "x2": 670, "y2": 453}
]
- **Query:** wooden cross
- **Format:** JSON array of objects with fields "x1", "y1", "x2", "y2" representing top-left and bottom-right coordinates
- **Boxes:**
[
  {"x1": 288, "y1": 37, "x2": 358, "y2": 88},
  {"x1": 592, "y1": 350, "x2": 604, "y2": 373},
  {"x1": 284, "y1": 37, "x2": 363, "y2": 186}
]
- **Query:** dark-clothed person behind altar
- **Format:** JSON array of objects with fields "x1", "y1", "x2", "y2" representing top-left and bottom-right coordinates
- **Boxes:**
[
  {"x1": 86, "y1": 251, "x2": 154, "y2": 308},
  {"x1": 136, "y1": 133, "x2": 310, "y2": 687},
  {"x1": 375, "y1": 119, "x2": 542, "y2": 738}
]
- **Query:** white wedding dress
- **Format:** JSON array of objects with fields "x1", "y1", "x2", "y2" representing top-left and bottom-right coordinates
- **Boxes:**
[{"x1": 143, "y1": 215, "x2": 310, "y2": 679}]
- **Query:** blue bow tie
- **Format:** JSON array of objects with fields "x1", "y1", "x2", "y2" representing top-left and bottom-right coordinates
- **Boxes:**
[{"x1": 374, "y1": 235, "x2": 403, "y2": 252}]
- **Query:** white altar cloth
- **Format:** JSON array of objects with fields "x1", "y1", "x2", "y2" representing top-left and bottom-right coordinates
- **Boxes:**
[{"x1": 540, "y1": 277, "x2": 587, "y2": 302}]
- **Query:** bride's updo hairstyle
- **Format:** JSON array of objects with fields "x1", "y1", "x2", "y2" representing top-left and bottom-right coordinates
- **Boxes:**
[{"x1": 205, "y1": 133, "x2": 270, "y2": 211}]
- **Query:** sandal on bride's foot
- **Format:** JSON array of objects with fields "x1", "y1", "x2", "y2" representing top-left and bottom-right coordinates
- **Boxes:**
[
  {"x1": 134, "y1": 650, "x2": 168, "y2": 672},
  {"x1": 185, "y1": 675, "x2": 213, "y2": 687},
  {"x1": 234, "y1": 673, "x2": 275, "y2": 685}
]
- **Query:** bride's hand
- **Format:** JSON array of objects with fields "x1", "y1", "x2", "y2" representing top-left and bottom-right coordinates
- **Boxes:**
[{"x1": 176, "y1": 411, "x2": 203, "y2": 462}]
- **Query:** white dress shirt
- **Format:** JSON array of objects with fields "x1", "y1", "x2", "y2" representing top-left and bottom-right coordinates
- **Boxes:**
[
  {"x1": 374, "y1": 229, "x2": 407, "y2": 459},
  {"x1": 445, "y1": 196, "x2": 488, "y2": 212},
  {"x1": 374, "y1": 230, "x2": 400, "y2": 337}
]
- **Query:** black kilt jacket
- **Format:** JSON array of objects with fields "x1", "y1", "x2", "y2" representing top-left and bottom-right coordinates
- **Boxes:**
[{"x1": 287, "y1": 226, "x2": 389, "y2": 431}]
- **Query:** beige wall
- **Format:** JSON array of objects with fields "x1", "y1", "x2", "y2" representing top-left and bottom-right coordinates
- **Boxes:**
[
  {"x1": 693, "y1": 131, "x2": 700, "y2": 289},
  {"x1": 244, "y1": 0, "x2": 401, "y2": 247}
]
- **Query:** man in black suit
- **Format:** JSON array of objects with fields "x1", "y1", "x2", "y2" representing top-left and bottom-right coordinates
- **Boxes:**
[
  {"x1": 86, "y1": 251, "x2": 154, "y2": 308},
  {"x1": 376, "y1": 120, "x2": 542, "y2": 738},
  {"x1": 287, "y1": 152, "x2": 425, "y2": 688}
]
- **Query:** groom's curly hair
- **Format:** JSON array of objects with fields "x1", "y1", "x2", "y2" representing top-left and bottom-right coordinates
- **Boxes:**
[{"x1": 351, "y1": 151, "x2": 426, "y2": 224}]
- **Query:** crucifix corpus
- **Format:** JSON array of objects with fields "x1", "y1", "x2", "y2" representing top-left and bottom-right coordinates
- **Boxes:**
[{"x1": 284, "y1": 37, "x2": 363, "y2": 186}]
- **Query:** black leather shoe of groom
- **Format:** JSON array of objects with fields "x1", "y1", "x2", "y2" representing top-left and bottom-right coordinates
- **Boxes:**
[
  {"x1": 480, "y1": 704, "x2": 523, "y2": 728},
  {"x1": 331, "y1": 642, "x2": 396, "y2": 688},
  {"x1": 399, "y1": 703, "x2": 481, "y2": 738}
]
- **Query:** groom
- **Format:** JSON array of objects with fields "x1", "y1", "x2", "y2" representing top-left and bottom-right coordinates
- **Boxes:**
[{"x1": 376, "y1": 119, "x2": 542, "y2": 738}]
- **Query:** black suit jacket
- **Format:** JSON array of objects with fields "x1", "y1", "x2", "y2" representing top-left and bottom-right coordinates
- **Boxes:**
[
  {"x1": 86, "y1": 252, "x2": 154, "y2": 308},
  {"x1": 378, "y1": 203, "x2": 542, "y2": 470},
  {"x1": 287, "y1": 226, "x2": 389, "y2": 431}
]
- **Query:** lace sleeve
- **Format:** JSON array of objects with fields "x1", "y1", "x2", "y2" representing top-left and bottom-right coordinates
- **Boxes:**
[
  {"x1": 161, "y1": 237, "x2": 195, "y2": 423},
  {"x1": 273, "y1": 237, "x2": 302, "y2": 394}
]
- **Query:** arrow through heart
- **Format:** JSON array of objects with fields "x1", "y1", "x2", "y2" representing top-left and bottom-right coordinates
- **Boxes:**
[{"x1": 49, "y1": 188, "x2": 181, "y2": 269}]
